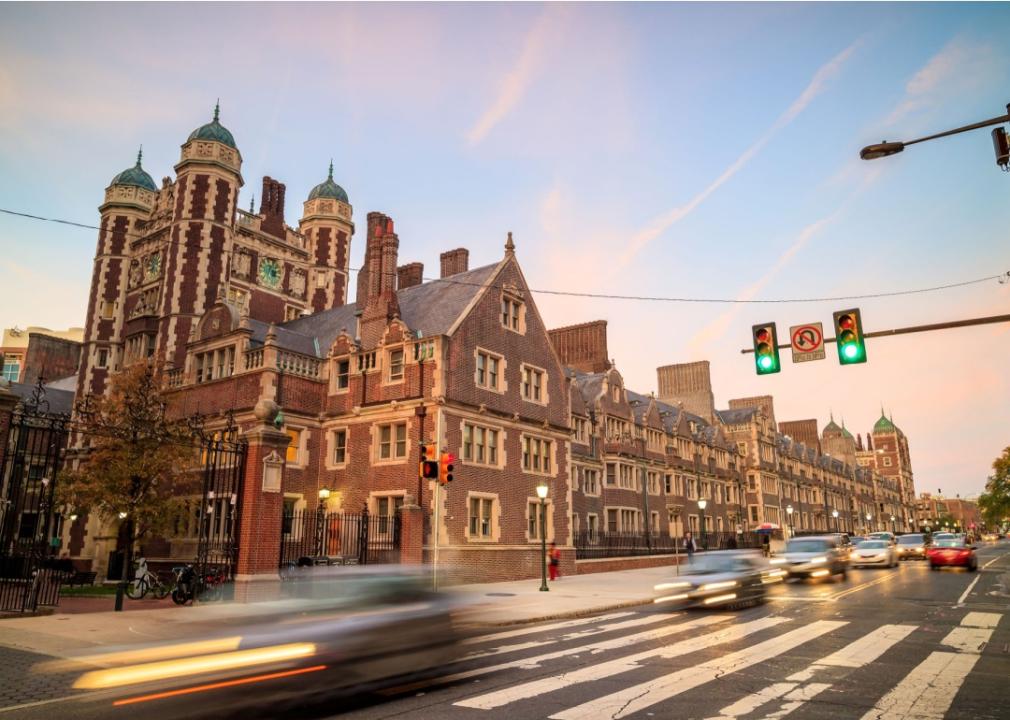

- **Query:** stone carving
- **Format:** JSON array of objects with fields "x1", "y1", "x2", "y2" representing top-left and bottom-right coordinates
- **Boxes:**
[
  {"x1": 128, "y1": 260, "x2": 142, "y2": 288},
  {"x1": 290, "y1": 270, "x2": 306, "y2": 298},
  {"x1": 319, "y1": 201, "x2": 334, "y2": 214},
  {"x1": 233, "y1": 251, "x2": 251, "y2": 278}
]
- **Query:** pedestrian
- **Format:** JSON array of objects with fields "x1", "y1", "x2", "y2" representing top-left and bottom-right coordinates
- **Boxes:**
[
  {"x1": 761, "y1": 533, "x2": 771, "y2": 557},
  {"x1": 684, "y1": 531, "x2": 697, "y2": 562},
  {"x1": 548, "y1": 542, "x2": 561, "y2": 581}
]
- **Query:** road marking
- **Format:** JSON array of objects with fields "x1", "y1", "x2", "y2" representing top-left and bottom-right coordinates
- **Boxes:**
[
  {"x1": 707, "y1": 624, "x2": 916, "y2": 720},
  {"x1": 961, "y1": 611, "x2": 1001, "y2": 628},
  {"x1": 982, "y1": 552, "x2": 1008, "y2": 569},
  {"x1": 463, "y1": 613, "x2": 680, "y2": 660},
  {"x1": 859, "y1": 651, "x2": 981, "y2": 719},
  {"x1": 549, "y1": 620, "x2": 845, "y2": 720},
  {"x1": 462, "y1": 611, "x2": 634, "y2": 645},
  {"x1": 455, "y1": 616, "x2": 786, "y2": 710},
  {"x1": 394, "y1": 614, "x2": 731, "y2": 693},
  {"x1": 830, "y1": 571, "x2": 900, "y2": 600},
  {"x1": 942, "y1": 627, "x2": 990, "y2": 654},
  {"x1": 956, "y1": 576, "x2": 981, "y2": 606}
]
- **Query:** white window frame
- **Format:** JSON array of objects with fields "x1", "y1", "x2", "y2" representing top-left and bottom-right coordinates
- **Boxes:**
[
  {"x1": 327, "y1": 427, "x2": 348, "y2": 468},
  {"x1": 375, "y1": 422, "x2": 409, "y2": 463},
  {"x1": 474, "y1": 347, "x2": 505, "y2": 393},
  {"x1": 462, "y1": 422, "x2": 502, "y2": 468},
  {"x1": 466, "y1": 492, "x2": 499, "y2": 542},
  {"x1": 386, "y1": 348, "x2": 405, "y2": 383},
  {"x1": 520, "y1": 363, "x2": 548, "y2": 405}
]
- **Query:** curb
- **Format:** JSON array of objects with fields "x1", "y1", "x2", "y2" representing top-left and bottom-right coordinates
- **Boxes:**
[{"x1": 466, "y1": 596, "x2": 655, "y2": 629}]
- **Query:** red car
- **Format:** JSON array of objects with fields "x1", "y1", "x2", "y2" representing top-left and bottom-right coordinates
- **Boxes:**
[{"x1": 927, "y1": 538, "x2": 978, "y2": 571}]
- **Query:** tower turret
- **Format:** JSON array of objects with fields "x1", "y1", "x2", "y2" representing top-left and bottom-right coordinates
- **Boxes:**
[{"x1": 299, "y1": 160, "x2": 354, "y2": 313}]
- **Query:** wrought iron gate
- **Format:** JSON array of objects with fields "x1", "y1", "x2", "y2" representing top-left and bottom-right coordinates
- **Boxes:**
[
  {"x1": 192, "y1": 417, "x2": 247, "y2": 585},
  {"x1": 0, "y1": 384, "x2": 69, "y2": 612}
]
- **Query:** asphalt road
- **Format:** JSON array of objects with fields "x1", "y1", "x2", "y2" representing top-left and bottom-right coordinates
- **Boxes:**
[
  {"x1": 2, "y1": 542, "x2": 1008, "y2": 719},
  {"x1": 332, "y1": 541, "x2": 1010, "y2": 720}
]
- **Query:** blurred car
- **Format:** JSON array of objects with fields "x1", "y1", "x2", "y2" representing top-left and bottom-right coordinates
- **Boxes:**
[
  {"x1": 928, "y1": 538, "x2": 978, "y2": 572},
  {"x1": 53, "y1": 567, "x2": 464, "y2": 719},
  {"x1": 931, "y1": 532, "x2": 955, "y2": 542},
  {"x1": 895, "y1": 533, "x2": 928, "y2": 560},
  {"x1": 851, "y1": 540, "x2": 898, "y2": 568},
  {"x1": 982, "y1": 533, "x2": 999, "y2": 542},
  {"x1": 777, "y1": 536, "x2": 848, "y2": 580},
  {"x1": 867, "y1": 531, "x2": 896, "y2": 545},
  {"x1": 654, "y1": 551, "x2": 773, "y2": 609}
]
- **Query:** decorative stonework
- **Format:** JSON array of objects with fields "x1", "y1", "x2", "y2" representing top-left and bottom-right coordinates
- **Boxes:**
[
  {"x1": 233, "y1": 250, "x2": 252, "y2": 279},
  {"x1": 289, "y1": 269, "x2": 306, "y2": 298}
]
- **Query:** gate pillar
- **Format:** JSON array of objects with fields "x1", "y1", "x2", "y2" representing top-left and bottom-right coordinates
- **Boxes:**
[
  {"x1": 398, "y1": 495, "x2": 424, "y2": 565},
  {"x1": 0, "y1": 386, "x2": 16, "y2": 461},
  {"x1": 233, "y1": 400, "x2": 289, "y2": 602}
]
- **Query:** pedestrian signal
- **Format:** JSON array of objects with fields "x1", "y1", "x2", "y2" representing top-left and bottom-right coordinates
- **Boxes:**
[
  {"x1": 439, "y1": 452, "x2": 455, "y2": 486},
  {"x1": 752, "y1": 322, "x2": 781, "y2": 375},
  {"x1": 832, "y1": 309, "x2": 867, "y2": 365}
]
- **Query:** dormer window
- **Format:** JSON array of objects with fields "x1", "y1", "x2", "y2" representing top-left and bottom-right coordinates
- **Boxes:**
[
  {"x1": 612, "y1": 385, "x2": 620, "y2": 403},
  {"x1": 388, "y1": 349, "x2": 404, "y2": 382},
  {"x1": 334, "y1": 358, "x2": 350, "y2": 389}
]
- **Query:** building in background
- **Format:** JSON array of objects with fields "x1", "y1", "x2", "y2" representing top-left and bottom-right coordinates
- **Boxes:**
[{"x1": 1, "y1": 327, "x2": 83, "y2": 384}]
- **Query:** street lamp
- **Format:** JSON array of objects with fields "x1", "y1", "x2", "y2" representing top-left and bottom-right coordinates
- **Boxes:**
[
  {"x1": 832, "y1": 509, "x2": 839, "y2": 533},
  {"x1": 890, "y1": 515, "x2": 896, "y2": 534},
  {"x1": 536, "y1": 480, "x2": 549, "y2": 592},
  {"x1": 697, "y1": 498, "x2": 708, "y2": 550},
  {"x1": 316, "y1": 487, "x2": 331, "y2": 556},
  {"x1": 786, "y1": 505, "x2": 794, "y2": 538},
  {"x1": 866, "y1": 513, "x2": 872, "y2": 533},
  {"x1": 860, "y1": 103, "x2": 1010, "y2": 169}
]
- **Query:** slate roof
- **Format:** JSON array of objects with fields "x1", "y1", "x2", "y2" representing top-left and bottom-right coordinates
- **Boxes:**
[
  {"x1": 7, "y1": 382, "x2": 75, "y2": 415},
  {"x1": 267, "y1": 262, "x2": 500, "y2": 357},
  {"x1": 716, "y1": 407, "x2": 758, "y2": 425}
]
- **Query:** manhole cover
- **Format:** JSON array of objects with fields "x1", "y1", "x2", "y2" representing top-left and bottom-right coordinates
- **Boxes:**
[{"x1": 486, "y1": 592, "x2": 516, "y2": 597}]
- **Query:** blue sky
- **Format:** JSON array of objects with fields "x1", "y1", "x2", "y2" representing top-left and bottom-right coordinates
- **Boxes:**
[{"x1": 2, "y1": 2, "x2": 1009, "y2": 497}]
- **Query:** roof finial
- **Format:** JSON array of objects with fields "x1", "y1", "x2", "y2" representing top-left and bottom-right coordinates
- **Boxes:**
[
  {"x1": 213, "y1": 99, "x2": 220, "y2": 123},
  {"x1": 328, "y1": 159, "x2": 334, "y2": 180},
  {"x1": 249, "y1": 194, "x2": 255, "y2": 213},
  {"x1": 505, "y1": 231, "x2": 515, "y2": 255},
  {"x1": 136, "y1": 145, "x2": 143, "y2": 167},
  {"x1": 829, "y1": 410, "x2": 834, "y2": 423}
]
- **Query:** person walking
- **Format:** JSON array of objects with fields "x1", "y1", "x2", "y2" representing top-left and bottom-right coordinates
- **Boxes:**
[
  {"x1": 548, "y1": 542, "x2": 561, "y2": 581},
  {"x1": 684, "y1": 531, "x2": 697, "y2": 562}
]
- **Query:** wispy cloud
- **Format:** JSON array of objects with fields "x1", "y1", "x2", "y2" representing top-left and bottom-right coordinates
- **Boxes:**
[
  {"x1": 883, "y1": 37, "x2": 998, "y2": 127},
  {"x1": 619, "y1": 38, "x2": 862, "y2": 266},
  {"x1": 465, "y1": 6, "x2": 568, "y2": 147}
]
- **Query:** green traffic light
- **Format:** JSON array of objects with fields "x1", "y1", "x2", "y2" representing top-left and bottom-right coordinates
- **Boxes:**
[
  {"x1": 759, "y1": 355, "x2": 773, "y2": 370},
  {"x1": 842, "y1": 343, "x2": 859, "y2": 359}
]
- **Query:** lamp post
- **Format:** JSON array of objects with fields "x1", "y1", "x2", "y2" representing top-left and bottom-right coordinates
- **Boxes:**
[
  {"x1": 697, "y1": 498, "x2": 708, "y2": 550},
  {"x1": 860, "y1": 103, "x2": 1010, "y2": 169},
  {"x1": 786, "y1": 504, "x2": 794, "y2": 538},
  {"x1": 866, "y1": 512, "x2": 872, "y2": 534},
  {"x1": 536, "y1": 480, "x2": 549, "y2": 592},
  {"x1": 114, "y1": 510, "x2": 129, "y2": 612},
  {"x1": 832, "y1": 509, "x2": 839, "y2": 533},
  {"x1": 315, "y1": 487, "x2": 331, "y2": 557},
  {"x1": 890, "y1": 515, "x2": 896, "y2": 534}
]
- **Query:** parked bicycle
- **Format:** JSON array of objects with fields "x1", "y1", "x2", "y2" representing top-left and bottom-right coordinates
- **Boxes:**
[
  {"x1": 125, "y1": 557, "x2": 172, "y2": 600},
  {"x1": 170, "y1": 564, "x2": 227, "y2": 605}
]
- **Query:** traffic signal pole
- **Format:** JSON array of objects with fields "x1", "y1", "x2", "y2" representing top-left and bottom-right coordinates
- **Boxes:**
[{"x1": 740, "y1": 312, "x2": 1010, "y2": 354}]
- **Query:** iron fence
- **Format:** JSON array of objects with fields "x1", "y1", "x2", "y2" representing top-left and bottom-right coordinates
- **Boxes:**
[
  {"x1": 574, "y1": 530, "x2": 762, "y2": 559},
  {"x1": 280, "y1": 508, "x2": 400, "y2": 571}
]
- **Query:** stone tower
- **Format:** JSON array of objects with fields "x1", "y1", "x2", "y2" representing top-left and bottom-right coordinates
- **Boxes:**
[
  {"x1": 656, "y1": 361, "x2": 716, "y2": 423},
  {"x1": 821, "y1": 415, "x2": 857, "y2": 467},
  {"x1": 298, "y1": 161, "x2": 354, "y2": 313}
]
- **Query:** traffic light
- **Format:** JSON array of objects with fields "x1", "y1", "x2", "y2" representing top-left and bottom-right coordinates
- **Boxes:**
[
  {"x1": 833, "y1": 308, "x2": 867, "y2": 365},
  {"x1": 751, "y1": 322, "x2": 781, "y2": 375},
  {"x1": 420, "y1": 444, "x2": 438, "y2": 480},
  {"x1": 438, "y1": 452, "x2": 455, "y2": 486}
]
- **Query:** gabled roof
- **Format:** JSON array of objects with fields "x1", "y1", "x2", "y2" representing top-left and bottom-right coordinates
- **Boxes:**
[{"x1": 716, "y1": 407, "x2": 757, "y2": 425}]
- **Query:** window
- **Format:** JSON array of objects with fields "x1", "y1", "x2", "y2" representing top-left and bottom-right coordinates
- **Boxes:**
[
  {"x1": 195, "y1": 347, "x2": 236, "y2": 383},
  {"x1": 749, "y1": 505, "x2": 759, "y2": 522},
  {"x1": 501, "y1": 296, "x2": 522, "y2": 332},
  {"x1": 521, "y1": 366, "x2": 545, "y2": 402},
  {"x1": 689, "y1": 514, "x2": 699, "y2": 532},
  {"x1": 528, "y1": 501, "x2": 547, "y2": 539},
  {"x1": 101, "y1": 300, "x2": 116, "y2": 319},
  {"x1": 475, "y1": 350, "x2": 502, "y2": 391},
  {"x1": 227, "y1": 287, "x2": 249, "y2": 309},
  {"x1": 606, "y1": 463, "x2": 616, "y2": 486},
  {"x1": 607, "y1": 508, "x2": 618, "y2": 533},
  {"x1": 648, "y1": 471, "x2": 661, "y2": 495},
  {"x1": 376, "y1": 495, "x2": 404, "y2": 534},
  {"x1": 2, "y1": 358, "x2": 20, "y2": 382},
  {"x1": 463, "y1": 423, "x2": 499, "y2": 466},
  {"x1": 583, "y1": 468, "x2": 600, "y2": 495},
  {"x1": 378, "y1": 423, "x2": 408, "y2": 460},
  {"x1": 469, "y1": 497, "x2": 494, "y2": 539},
  {"x1": 620, "y1": 509, "x2": 641, "y2": 531},
  {"x1": 572, "y1": 513, "x2": 580, "y2": 536},
  {"x1": 664, "y1": 474, "x2": 673, "y2": 494},
  {"x1": 96, "y1": 348, "x2": 109, "y2": 369},
  {"x1": 332, "y1": 429, "x2": 347, "y2": 465},
  {"x1": 522, "y1": 435, "x2": 552, "y2": 474},
  {"x1": 573, "y1": 417, "x2": 590, "y2": 444},
  {"x1": 619, "y1": 464, "x2": 636, "y2": 490},
  {"x1": 882, "y1": 456, "x2": 893, "y2": 467},
  {"x1": 651, "y1": 511, "x2": 660, "y2": 534},
  {"x1": 388, "y1": 349, "x2": 404, "y2": 381},
  {"x1": 316, "y1": 271, "x2": 328, "y2": 288},
  {"x1": 285, "y1": 429, "x2": 302, "y2": 463},
  {"x1": 357, "y1": 352, "x2": 376, "y2": 371},
  {"x1": 335, "y1": 359, "x2": 350, "y2": 389},
  {"x1": 587, "y1": 514, "x2": 599, "y2": 541}
]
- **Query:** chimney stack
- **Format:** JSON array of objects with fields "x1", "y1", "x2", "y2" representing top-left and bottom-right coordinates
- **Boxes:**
[
  {"x1": 548, "y1": 320, "x2": 610, "y2": 373},
  {"x1": 397, "y1": 262, "x2": 424, "y2": 290},
  {"x1": 358, "y1": 213, "x2": 400, "y2": 346},
  {"x1": 440, "y1": 248, "x2": 469, "y2": 278},
  {"x1": 259, "y1": 177, "x2": 287, "y2": 239}
]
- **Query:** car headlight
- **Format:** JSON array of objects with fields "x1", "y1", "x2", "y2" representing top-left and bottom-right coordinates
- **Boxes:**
[
  {"x1": 699, "y1": 580, "x2": 738, "y2": 592},
  {"x1": 655, "y1": 581, "x2": 691, "y2": 591},
  {"x1": 769, "y1": 558, "x2": 788, "y2": 565},
  {"x1": 810, "y1": 556, "x2": 827, "y2": 564}
]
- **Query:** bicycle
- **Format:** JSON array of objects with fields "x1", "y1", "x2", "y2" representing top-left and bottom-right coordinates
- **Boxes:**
[{"x1": 125, "y1": 558, "x2": 172, "y2": 600}]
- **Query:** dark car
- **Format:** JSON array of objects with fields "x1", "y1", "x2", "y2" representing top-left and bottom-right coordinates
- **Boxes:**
[
  {"x1": 895, "y1": 533, "x2": 928, "y2": 560},
  {"x1": 654, "y1": 550, "x2": 772, "y2": 609},
  {"x1": 928, "y1": 538, "x2": 978, "y2": 571}
]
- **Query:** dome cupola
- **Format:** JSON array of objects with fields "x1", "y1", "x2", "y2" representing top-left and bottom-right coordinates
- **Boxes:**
[
  {"x1": 186, "y1": 102, "x2": 237, "y2": 149},
  {"x1": 109, "y1": 148, "x2": 157, "y2": 191},
  {"x1": 307, "y1": 161, "x2": 349, "y2": 203}
]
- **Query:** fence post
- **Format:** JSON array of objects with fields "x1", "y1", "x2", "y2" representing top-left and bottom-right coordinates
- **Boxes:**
[
  {"x1": 358, "y1": 504, "x2": 370, "y2": 565},
  {"x1": 397, "y1": 494, "x2": 423, "y2": 564}
]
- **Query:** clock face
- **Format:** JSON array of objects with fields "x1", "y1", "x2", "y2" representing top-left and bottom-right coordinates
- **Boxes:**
[
  {"x1": 259, "y1": 258, "x2": 281, "y2": 288},
  {"x1": 146, "y1": 253, "x2": 161, "y2": 279}
]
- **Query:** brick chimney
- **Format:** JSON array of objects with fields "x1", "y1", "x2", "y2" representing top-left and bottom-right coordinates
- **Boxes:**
[
  {"x1": 357, "y1": 212, "x2": 390, "y2": 305},
  {"x1": 548, "y1": 320, "x2": 609, "y2": 374},
  {"x1": 728, "y1": 395, "x2": 776, "y2": 428},
  {"x1": 779, "y1": 419, "x2": 819, "y2": 448},
  {"x1": 657, "y1": 361, "x2": 715, "y2": 424},
  {"x1": 440, "y1": 248, "x2": 469, "y2": 278},
  {"x1": 259, "y1": 177, "x2": 287, "y2": 239},
  {"x1": 397, "y1": 262, "x2": 424, "y2": 290},
  {"x1": 359, "y1": 213, "x2": 400, "y2": 347}
]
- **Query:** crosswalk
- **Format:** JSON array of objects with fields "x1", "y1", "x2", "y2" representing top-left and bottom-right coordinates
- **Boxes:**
[{"x1": 434, "y1": 607, "x2": 1007, "y2": 720}]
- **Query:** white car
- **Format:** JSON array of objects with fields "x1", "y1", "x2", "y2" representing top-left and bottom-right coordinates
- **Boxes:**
[{"x1": 851, "y1": 539, "x2": 898, "y2": 568}]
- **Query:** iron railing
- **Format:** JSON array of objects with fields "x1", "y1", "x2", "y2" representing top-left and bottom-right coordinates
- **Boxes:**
[
  {"x1": 574, "y1": 530, "x2": 762, "y2": 559},
  {"x1": 280, "y1": 508, "x2": 400, "y2": 571}
]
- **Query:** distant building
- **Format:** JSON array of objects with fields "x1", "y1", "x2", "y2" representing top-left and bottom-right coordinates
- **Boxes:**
[{"x1": 1, "y1": 326, "x2": 83, "y2": 384}]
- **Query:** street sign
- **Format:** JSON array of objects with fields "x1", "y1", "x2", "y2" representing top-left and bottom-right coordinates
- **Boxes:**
[{"x1": 790, "y1": 322, "x2": 826, "y2": 363}]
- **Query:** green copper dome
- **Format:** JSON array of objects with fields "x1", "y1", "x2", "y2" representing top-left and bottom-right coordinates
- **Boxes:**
[
  {"x1": 110, "y1": 148, "x2": 157, "y2": 191},
  {"x1": 187, "y1": 102, "x2": 237, "y2": 149},
  {"x1": 307, "y1": 161, "x2": 349, "y2": 203},
  {"x1": 873, "y1": 411, "x2": 896, "y2": 433}
]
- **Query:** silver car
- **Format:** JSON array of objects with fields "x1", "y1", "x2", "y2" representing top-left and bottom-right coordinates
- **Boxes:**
[
  {"x1": 654, "y1": 551, "x2": 774, "y2": 609},
  {"x1": 776, "y1": 536, "x2": 848, "y2": 580},
  {"x1": 895, "y1": 533, "x2": 928, "y2": 560},
  {"x1": 851, "y1": 539, "x2": 898, "y2": 568}
]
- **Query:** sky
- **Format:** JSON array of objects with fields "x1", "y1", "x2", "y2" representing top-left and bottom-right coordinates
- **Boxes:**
[{"x1": 1, "y1": 2, "x2": 1009, "y2": 498}]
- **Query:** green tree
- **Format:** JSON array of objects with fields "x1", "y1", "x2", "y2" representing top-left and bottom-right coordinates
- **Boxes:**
[
  {"x1": 57, "y1": 363, "x2": 199, "y2": 565},
  {"x1": 978, "y1": 446, "x2": 1010, "y2": 529}
]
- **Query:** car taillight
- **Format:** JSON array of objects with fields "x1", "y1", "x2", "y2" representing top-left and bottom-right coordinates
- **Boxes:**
[{"x1": 958, "y1": 550, "x2": 971, "y2": 557}]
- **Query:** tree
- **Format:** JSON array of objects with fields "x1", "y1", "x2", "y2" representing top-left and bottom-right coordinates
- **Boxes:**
[
  {"x1": 57, "y1": 362, "x2": 200, "y2": 560},
  {"x1": 978, "y1": 446, "x2": 1010, "y2": 529}
]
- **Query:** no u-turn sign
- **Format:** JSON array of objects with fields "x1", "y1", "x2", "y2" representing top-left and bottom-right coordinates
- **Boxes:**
[{"x1": 790, "y1": 323, "x2": 826, "y2": 363}]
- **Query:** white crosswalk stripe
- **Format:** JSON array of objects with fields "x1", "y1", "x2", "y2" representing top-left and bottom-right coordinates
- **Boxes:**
[
  {"x1": 461, "y1": 611, "x2": 635, "y2": 645},
  {"x1": 456, "y1": 616, "x2": 787, "y2": 710},
  {"x1": 550, "y1": 620, "x2": 846, "y2": 720}
]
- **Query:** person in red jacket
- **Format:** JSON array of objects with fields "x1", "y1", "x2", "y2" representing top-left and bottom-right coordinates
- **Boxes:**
[{"x1": 549, "y1": 542, "x2": 561, "y2": 581}]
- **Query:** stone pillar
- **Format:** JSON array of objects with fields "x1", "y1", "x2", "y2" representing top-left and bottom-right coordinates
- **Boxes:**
[
  {"x1": 398, "y1": 495, "x2": 424, "y2": 565},
  {"x1": 0, "y1": 386, "x2": 17, "y2": 463},
  {"x1": 233, "y1": 399, "x2": 290, "y2": 603}
]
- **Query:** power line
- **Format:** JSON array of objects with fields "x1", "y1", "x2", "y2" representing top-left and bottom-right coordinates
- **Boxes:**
[{"x1": 3, "y1": 206, "x2": 1007, "y2": 305}]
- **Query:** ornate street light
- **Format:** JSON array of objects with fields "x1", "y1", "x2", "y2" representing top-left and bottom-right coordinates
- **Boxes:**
[
  {"x1": 536, "y1": 480, "x2": 549, "y2": 592},
  {"x1": 315, "y1": 487, "x2": 331, "y2": 556},
  {"x1": 832, "y1": 509, "x2": 839, "y2": 533},
  {"x1": 890, "y1": 515, "x2": 896, "y2": 534},
  {"x1": 698, "y1": 498, "x2": 708, "y2": 550},
  {"x1": 866, "y1": 512, "x2": 872, "y2": 533},
  {"x1": 786, "y1": 504, "x2": 794, "y2": 537}
]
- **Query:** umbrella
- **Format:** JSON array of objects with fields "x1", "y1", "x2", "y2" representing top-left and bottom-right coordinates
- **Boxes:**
[{"x1": 754, "y1": 522, "x2": 780, "y2": 533}]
